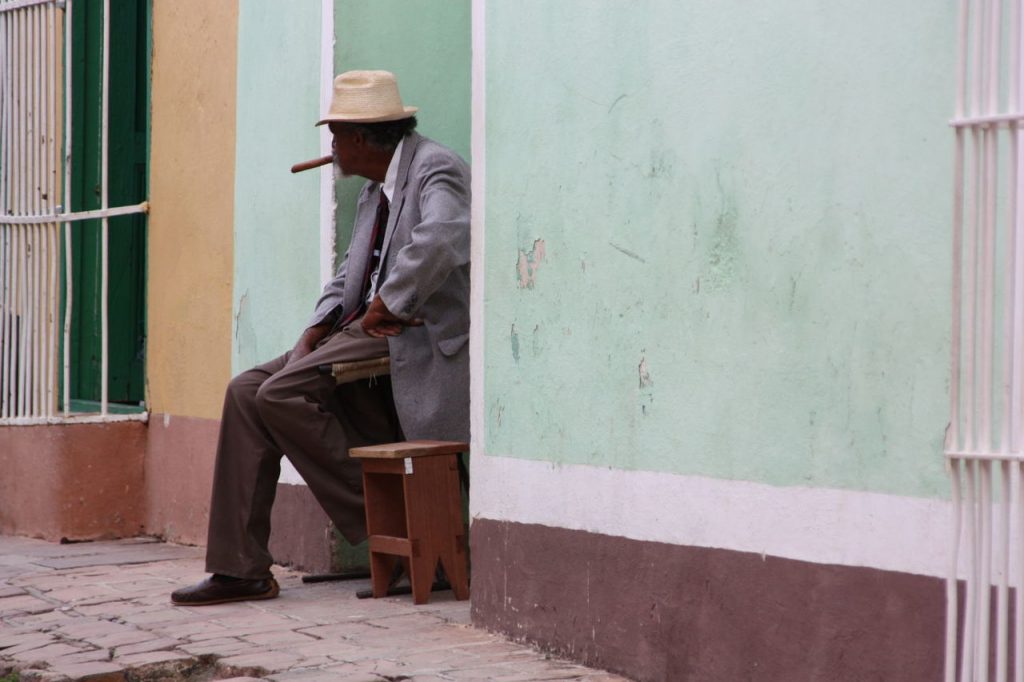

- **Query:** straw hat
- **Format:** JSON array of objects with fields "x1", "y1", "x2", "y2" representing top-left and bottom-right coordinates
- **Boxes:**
[{"x1": 316, "y1": 70, "x2": 418, "y2": 125}]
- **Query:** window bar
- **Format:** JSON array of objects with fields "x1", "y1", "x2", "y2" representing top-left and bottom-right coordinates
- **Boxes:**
[
  {"x1": 998, "y1": 461, "x2": 1010, "y2": 682},
  {"x1": 980, "y1": 461, "x2": 994, "y2": 682},
  {"x1": 100, "y1": 0, "x2": 109, "y2": 416},
  {"x1": 38, "y1": 1, "x2": 46, "y2": 417},
  {"x1": 44, "y1": 0, "x2": 55, "y2": 416},
  {"x1": 997, "y1": 1, "x2": 1022, "y2": 675},
  {"x1": 975, "y1": 2, "x2": 997, "y2": 677},
  {"x1": 1007, "y1": 0, "x2": 1023, "y2": 457},
  {"x1": 16, "y1": 9, "x2": 27, "y2": 418},
  {"x1": 963, "y1": 2, "x2": 987, "y2": 675},
  {"x1": 27, "y1": 5, "x2": 34, "y2": 417},
  {"x1": 17, "y1": 226, "x2": 25, "y2": 417},
  {"x1": 1, "y1": 9, "x2": 10, "y2": 420},
  {"x1": 965, "y1": 461, "x2": 981, "y2": 682},
  {"x1": 30, "y1": 4, "x2": 39, "y2": 417},
  {"x1": 949, "y1": 459, "x2": 965, "y2": 682},
  {"x1": 61, "y1": 0, "x2": 72, "y2": 416}
]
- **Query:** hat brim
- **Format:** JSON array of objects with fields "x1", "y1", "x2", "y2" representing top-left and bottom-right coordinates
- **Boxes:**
[{"x1": 316, "y1": 106, "x2": 418, "y2": 126}]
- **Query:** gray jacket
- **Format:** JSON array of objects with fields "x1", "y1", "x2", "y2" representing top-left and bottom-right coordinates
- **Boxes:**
[{"x1": 309, "y1": 132, "x2": 470, "y2": 442}]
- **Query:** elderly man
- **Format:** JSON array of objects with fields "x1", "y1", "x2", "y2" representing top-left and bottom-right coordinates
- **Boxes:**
[{"x1": 171, "y1": 71, "x2": 470, "y2": 605}]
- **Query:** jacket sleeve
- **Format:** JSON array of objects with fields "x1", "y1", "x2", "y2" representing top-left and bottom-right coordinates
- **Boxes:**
[
  {"x1": 377, "y1": 152, "x2": 470, "y2": 319},
  {"x1": 306, "y1": 246, "x2": 349, "y2": 328},
  {"x1": 306, "y1": 181, "x2": 376, "y2": 328}
]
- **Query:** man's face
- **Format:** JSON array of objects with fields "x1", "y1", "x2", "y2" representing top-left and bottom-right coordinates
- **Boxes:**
[{"x1": 329, "y1": 123, "x2": 360, "y2": 177}]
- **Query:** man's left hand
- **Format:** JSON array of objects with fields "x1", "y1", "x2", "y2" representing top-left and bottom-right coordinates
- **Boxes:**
[{"x1": 361, "y1": 295, "x2": 423, "y2": 338}]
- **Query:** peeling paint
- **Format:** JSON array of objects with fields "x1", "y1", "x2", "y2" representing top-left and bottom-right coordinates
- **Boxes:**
[
  {"x1": 517, "y1": 238, "x2": 547, "y2": 289},
  {"x1": 639, "y1": 356, "x2": 653, "y2": 388},
  {"x1": 510, "y1": 325, "x2": 520, "y2": 363}
]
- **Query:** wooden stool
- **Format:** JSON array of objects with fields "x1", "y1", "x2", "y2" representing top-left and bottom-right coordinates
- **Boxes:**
[{"x1": 349, "y1": 440, "x2": 470, "y2": 604}]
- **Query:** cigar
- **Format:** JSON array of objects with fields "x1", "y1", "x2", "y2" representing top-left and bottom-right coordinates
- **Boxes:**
[{"x1": 291, "y1": 155, "x2": 333, "y2": 173}]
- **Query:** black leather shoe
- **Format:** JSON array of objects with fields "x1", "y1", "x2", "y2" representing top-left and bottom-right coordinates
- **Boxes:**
[{"x1": 171, "y1": 574, "x2": 279, "y2": 606}]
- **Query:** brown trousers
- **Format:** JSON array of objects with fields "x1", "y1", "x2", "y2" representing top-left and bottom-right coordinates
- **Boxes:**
[{"x1": 204, "y1": 322, "x2": 401, "y2": 580}]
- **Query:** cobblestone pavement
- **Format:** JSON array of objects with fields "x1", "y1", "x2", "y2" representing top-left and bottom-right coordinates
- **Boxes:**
[{"x1": 0, "y1": 536, "x2": 626, "y2": 682}]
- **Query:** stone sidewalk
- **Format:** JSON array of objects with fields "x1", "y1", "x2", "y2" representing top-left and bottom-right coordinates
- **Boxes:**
[{"x1": 0, "y1": 536, "x2": 626, "y2": 682}]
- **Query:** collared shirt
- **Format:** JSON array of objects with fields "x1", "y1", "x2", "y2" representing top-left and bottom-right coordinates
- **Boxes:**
[{"x1": 367, "y1": 137, "x2": 404, "y2": 304}]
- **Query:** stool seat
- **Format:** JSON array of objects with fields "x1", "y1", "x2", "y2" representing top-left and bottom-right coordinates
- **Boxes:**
[
  {"x1": 349, "y1": 440, "x2": 467, "y2": 459},
  {"x1": 351, "y1": 439, "x2": 470, "y2": 604}
]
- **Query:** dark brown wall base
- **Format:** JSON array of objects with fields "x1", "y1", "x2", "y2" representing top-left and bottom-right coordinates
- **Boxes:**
[
  {"x1": 470, "y1": 519, "x2": 944, "y2": 682},
  {"x1": 0, "y1": 422, "x2": 146, "y2": 540}
]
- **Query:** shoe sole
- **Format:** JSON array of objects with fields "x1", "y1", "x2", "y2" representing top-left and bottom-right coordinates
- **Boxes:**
[{"x1": 171, "y1": 578, "x2": 280, "y2": 606}]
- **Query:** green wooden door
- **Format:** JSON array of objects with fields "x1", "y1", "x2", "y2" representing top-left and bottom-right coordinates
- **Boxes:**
[{"x1": 66, "y1": 0, "x2": 149, "y2": 410}]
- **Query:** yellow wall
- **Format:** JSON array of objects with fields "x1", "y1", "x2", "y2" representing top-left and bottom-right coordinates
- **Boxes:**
[{"x1": 147, "y1": 0, "x2": 238, "y2": 419}]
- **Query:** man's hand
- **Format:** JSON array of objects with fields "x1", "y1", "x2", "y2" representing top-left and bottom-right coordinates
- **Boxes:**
[
  {"x1": 288, "y1": 323, "x2": 331, "y2": 365},
  {"x1": 361, "y1": 295, "x2": 422, "y2": 338}
]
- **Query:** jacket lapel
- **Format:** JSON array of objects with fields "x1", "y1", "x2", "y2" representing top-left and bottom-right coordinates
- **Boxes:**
[
  {"x1": 378, "y1": 132, "x2": 422, "y2": 268},
  {"x1": 345, "y1": 183, "x2": 380, "y2": 312}
]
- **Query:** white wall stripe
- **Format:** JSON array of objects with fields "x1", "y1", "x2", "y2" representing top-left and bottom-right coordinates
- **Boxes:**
[
  {"x1": 469, "y1": 0, "x2": 487, "y2": 510},
  {"x1": 472, "y1": 454, "x2": 955, "y2": 579}
]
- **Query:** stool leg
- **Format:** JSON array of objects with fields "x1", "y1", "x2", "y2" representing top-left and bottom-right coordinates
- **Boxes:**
[
  {"x1": 409, "y1": 555, "x2": 437, "y2": 605},
  {"x1": 441, "y1": 537, "x2": 470, "y2": 601},
  {"x1": 370, "y1": 552, "x2": 399, "y2": 598}
]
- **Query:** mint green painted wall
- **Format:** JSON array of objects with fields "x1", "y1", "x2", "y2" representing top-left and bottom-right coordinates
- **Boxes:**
[
  {"x1": 484, "y1": 1, "x2": 955, "y2": 498},
  {"x1": 233, "y1": 0, "x2": 322, "y2": 372},
  {"x1": 334, "y1": 0, "x2": 470, "y2": 251}
]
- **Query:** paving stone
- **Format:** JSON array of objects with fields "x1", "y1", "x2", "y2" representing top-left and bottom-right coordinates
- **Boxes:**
[
  {"x1": 43, "y1": 660, "x2": 125, "y2": 681},
  {"x1": 0, "y1": 585, "x2": 27, "y2": 598},
  {"x1": 149, "y1": 619, "x2": 232, "y2": 640},
  {"x1": 0, "y1": 594, "x2": 56, "y2": 616},
  {"x1": 111, "y1": 636, "x2": 182, "y2": 657},
  {"x1": 4, "y1": 609, "x2": 77, "y2": 629},
  {"x1": 0, "y1": 633, "x2": 58, "y2": 655},
  {"x1": 0, "y1": 630, "x2": 53, "y2": 650},
  {"x1": 217, "y1": 650, "x2": 303, "y2": 676},
  {"x1": 113, "y1": 649, "x2": 192, "y2": 667},
  {"x1": 294, "y1": 621, "x2": 391, "y2": 640},
  {"x1": 15, "y1": 670, "x2": 70, "y2": 682},
  {"x1": 268, "y1": 668, "x2": 375, "y2": 682},
  {"x1": 7, "y1": 641, "x2": 83, "y2": 663},
  {"x1": 241, "y1": 630, "x2": 319, "y2": 647},
  {"x1": 54, "y1": 618, "x2": 134, "y2": 639},
  {"x1": 443, "y1": 664, "x2": 525, "y2": 679},
  {"x1": 177, "y1": 637, "x2": 259, "y2": 657},
  {"x1": 45, "y1": 647, "x2": 113, "y2": 666},
  {"x1": 218, "y1": 677, "x2": 271, "y2": 682},
  {"x1": 117, "y1": 606, "x2": 196, "y2": 626},
  {"x1": 86, "y1": 628, "x2": 155, "y2": 649},
  {"x1": 285, "y1": 638, "x2": 368, "y2": 660}
]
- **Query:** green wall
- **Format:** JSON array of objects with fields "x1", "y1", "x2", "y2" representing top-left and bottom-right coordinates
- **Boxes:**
[
  {"x1": 334, "y1": 0, "x2": 471, "y2": 250},
  {"x1": 483, "y1": 0, "x2": 955, "y2": 498},
  {"x1": 232, "y1": 0, "x2": 470, "y2": 372},
  {"x1": 233, "y1": 0, "x2": 322, "y2": 372}
]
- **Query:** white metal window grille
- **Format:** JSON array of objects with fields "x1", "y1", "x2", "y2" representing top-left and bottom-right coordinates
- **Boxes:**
[
  {"x1": 947, "y1": 0, "x2": 1024, "y2": 679},
  {"x1": 0, "y1": 0, "x2": 147, "y2": 424}
]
